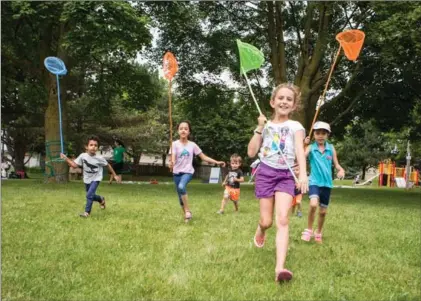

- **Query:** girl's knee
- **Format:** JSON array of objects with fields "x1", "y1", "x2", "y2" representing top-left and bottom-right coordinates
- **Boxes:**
[
  {"x1": 276, "y1": 215, "x2": 289, "y2": 228},
  {"x1": 309, "y1": 198, "x2": 319, "y2": 209},
  {"x1": 319, "y1": 208, "x2": 327, "y2": 216},
  {"x1": 259, "y1": 218, "x2": 273, "y2": 229},
  {"x1": 177, "y1": 184, "x2": 187, "y2": 194}
]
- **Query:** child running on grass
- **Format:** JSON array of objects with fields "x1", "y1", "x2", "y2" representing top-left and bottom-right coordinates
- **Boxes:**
[
  {"x1": 61, "y1": 135, "x2": 121, "y2": 218},
  {"x1": 217, "y1": 154, "x2": 244, "y2": 214},
  {"x1": 247, "y1": 83, "x2": 308, "y2": 283},
  {"x1": 169, "y1": 120, "x2": 226, "y2": 223},
  {"x1": 301, "y1": 121, "x2": 345, "y2": 243}
]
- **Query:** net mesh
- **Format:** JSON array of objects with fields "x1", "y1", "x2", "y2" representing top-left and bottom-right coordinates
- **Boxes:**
[
  {"x1": 335, "y1": 30, "x2": 365, "y2": 61},
  {"x1": 163, "y1": 52, "x2": 178, "y2": 80},
  {"x1": 44, "y1": 57, "x2": 67, "y2": 75},
  {"x1": 44, "y1": 140, "x2": 67, "y2": 177}
]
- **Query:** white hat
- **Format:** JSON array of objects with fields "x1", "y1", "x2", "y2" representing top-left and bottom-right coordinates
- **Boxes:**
[{"x1": 313, "y1": 121, "x2": 331, "y2": 133}]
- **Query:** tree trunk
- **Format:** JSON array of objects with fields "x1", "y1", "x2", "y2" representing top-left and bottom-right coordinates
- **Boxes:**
[
  {"x1": 266, "y1": 1, "x2": 287, "y2": 84},
  {"x1": 267, "y1": 2, "x2": 335, "y2": 132},
  {"x1": 44, "y1": 74, "x2": 68, "y2": 183},
  {"x1": 13, "y1": 134, "x2": 27, "y2": 172},
  {"x1": 362, "y1": 164, "x2": 367, "y2": 180},
  {"x1": 41, "y1": 18, "x2": 71, "y2": 183}
]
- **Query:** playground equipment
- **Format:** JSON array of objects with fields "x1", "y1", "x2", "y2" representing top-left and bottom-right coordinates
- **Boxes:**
[
  {"x1": 354, "y1": 173, "x2": 379, "y2": 186},
  {"x1": 378, "y1": 159, "x2": 419, "y2": 187}
]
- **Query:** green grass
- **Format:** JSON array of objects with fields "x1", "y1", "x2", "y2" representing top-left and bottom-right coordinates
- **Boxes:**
[{"x1": 2, "y1": 179, "x2": 420, "y2": 300}]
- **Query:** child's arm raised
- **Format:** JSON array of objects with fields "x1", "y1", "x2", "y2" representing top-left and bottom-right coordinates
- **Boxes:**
[
  {"x1": 198, "y1": 153, "x2": 226, "y2": 167},
  {"x1": 248, "y1": 114, "x2": 266, "y2": 158},
  {"x1": 60, "y1": 153, "x2": 79, "y2": 169},
  {"x1": 332, "y1": 146, "x2": 345, "y2": 179}
]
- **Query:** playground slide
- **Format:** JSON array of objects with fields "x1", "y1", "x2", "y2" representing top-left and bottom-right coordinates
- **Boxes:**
[
  {"x1": 394, "y1": 177, "x2": 416, "y2": 188},
  {"x1": 395, "y1": 177, "x2": 406, "y2": 188},
  {"x1": 354, "y1": 174, "x2": 379, "y2": 186}
]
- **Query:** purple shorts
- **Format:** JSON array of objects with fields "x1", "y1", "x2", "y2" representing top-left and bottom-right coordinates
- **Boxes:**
[{"x1": 255, "y1": 163, "x2": 295, "y2": 198}]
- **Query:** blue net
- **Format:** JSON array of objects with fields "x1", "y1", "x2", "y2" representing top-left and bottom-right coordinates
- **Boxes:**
[
  {"x1": 44, "y1": 56, "x2": 67, "y2": 154},
  {"x1": 44, "y1": 140, "x2": 67, "y2": 178},
  {"x1": 44, "y1": 57, "x2": 67, "y2": 76}
]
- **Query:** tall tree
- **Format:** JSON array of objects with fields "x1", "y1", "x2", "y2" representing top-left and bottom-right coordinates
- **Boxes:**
[
  {"x1": 1, "y1": 6, "x2": 47, "y2": 172},
  {"x1": 144, "y1": 1, "x2": 373, "y2": 131},
  {"x1": 336, "y1": 119, "x2": 388, "y2": 180},
  {"x1": 322, "y1": 2, "x2": 421, "y2": 136},
  {"x1": 175, "y1": 82, "x2": 256, "y2": 164},
  {"x1": 65, "y1": 62, "x2": 166, "y2": 164},
  {"x1": 2, "y1": 1, "x2": 152, "y2": 182}
]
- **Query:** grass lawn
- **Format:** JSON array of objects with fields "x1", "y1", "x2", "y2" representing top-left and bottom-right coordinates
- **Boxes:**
[{"x1": 2, "y1": 178, "x2": 420, "y2": 300}]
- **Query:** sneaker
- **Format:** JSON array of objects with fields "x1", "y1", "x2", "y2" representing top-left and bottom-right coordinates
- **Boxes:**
[
  {"x1": 297, "y1": 211, "x2": 302, "y2": 218},
  {"x1": 79, "y1": 212, "x2": 90, "y2": 218},
  {"x1": 100, "y1": 197, "x2": 106, "y2": 209},
  {"x1": 216, "y1": 210, "x2": 224, "y2": 214},
  {"x1": 314, "y1": 232, "x2": 323, "y2": 244},
  {"x1": 301, "y1": 229, "x2": 313, "y2": 242}
]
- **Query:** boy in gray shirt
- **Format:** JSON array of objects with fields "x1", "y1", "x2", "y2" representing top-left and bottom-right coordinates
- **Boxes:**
[{"x1": 61, "y1": 135, "x2": 120, "y2": 217}]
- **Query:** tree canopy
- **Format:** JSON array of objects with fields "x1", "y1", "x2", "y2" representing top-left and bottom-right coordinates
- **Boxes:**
[{"x1": 2, "y1": 1, "x2": 420, "y2": 179}]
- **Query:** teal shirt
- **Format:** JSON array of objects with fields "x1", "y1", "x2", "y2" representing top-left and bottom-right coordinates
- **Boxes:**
[
  {"x1": 113, "y1": 146, "x2": 126, "y2": 163},
  {"x1": 309, "y1": 142, "x2": 334, "y2": 188}
]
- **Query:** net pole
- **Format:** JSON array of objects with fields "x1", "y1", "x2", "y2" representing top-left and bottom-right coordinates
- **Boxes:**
[
  {"x1": 309, "y1": 45, "x2": 342, "y2": 138},
  {"x1": 56, "y1": 74, "x2": 64, "y2": 154},
  {"x1": 168, "y1": 79, "x2": 173, "y2": 171},
  {"x1": 242, "y1": 67, "x2": 263, "y2": 116}
]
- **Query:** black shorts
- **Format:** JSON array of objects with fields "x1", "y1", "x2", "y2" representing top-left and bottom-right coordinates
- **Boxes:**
[
  {"x1": 309, "y1": 185, "x2": 332, "y2": 208},
  {"x1": 112, "y1": 162, "x2": 124, "y2": 174}
]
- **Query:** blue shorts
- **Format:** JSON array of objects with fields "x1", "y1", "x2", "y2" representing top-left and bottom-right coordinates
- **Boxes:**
[{"x1": 309, "y1": 185, "x2": 331, "y2": 208}]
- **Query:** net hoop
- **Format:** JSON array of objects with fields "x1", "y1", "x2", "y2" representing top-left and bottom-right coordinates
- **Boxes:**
[
  {"x1": 44, "y1": 56, "x2": 68, "y2": 76},
  {"x1": 44, "y1": 140, "x2": 67, "y2": 177},
  {"x1": 163, "y1": 52, "x2": 178, "y2": 80},
  {"x1": 335, "y1": 30, "x2": 365, "y2": 61}
]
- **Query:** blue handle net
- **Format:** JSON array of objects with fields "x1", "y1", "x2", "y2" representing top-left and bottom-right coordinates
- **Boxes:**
[
  {"x1": 44, "y1": 56, "x2": 67, "y2": 75},
  {"x1": 44, "y1": 140, "x2": 67, "y2": 178}
]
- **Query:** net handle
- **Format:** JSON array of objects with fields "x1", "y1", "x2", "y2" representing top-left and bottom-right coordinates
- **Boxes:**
[
  {"x1": 56, "y1": 74, "x2": 64, "y2": 154},
  {"x1": 168, "y1": 79, "x2": 173, "y2": 172},
  {"x1": 308, "y1": 45, "x2": 341, "y2": 138}
]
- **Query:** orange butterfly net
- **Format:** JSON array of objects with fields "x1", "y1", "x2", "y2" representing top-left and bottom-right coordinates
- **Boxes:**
[
  {"x1": 309, "y1": 29, "x2": 365, "y2": 137},
  {"x1": 335, "y1": 30, "x2": 365, "y2": 61},
  {"x1": 163, "y1": 52, "x2": 178, "y2": 81},
  {"x1": 163, "y1": 52, "x2": 178, "y2": 170}
]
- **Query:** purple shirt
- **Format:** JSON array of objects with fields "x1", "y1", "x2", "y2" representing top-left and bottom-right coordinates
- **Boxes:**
[{"x1": 172, "y1": 140, "x2": 202, "y2": 174}]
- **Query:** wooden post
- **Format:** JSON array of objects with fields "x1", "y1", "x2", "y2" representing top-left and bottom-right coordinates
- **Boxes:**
[{"x1": 405, "y1": 141, "x2": 411, "y2": 190}]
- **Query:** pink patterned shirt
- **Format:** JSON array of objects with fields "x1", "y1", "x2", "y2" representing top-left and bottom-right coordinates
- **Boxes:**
[{"x1": 171, "y1": 140, "x2": 202, "y2": 174}]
